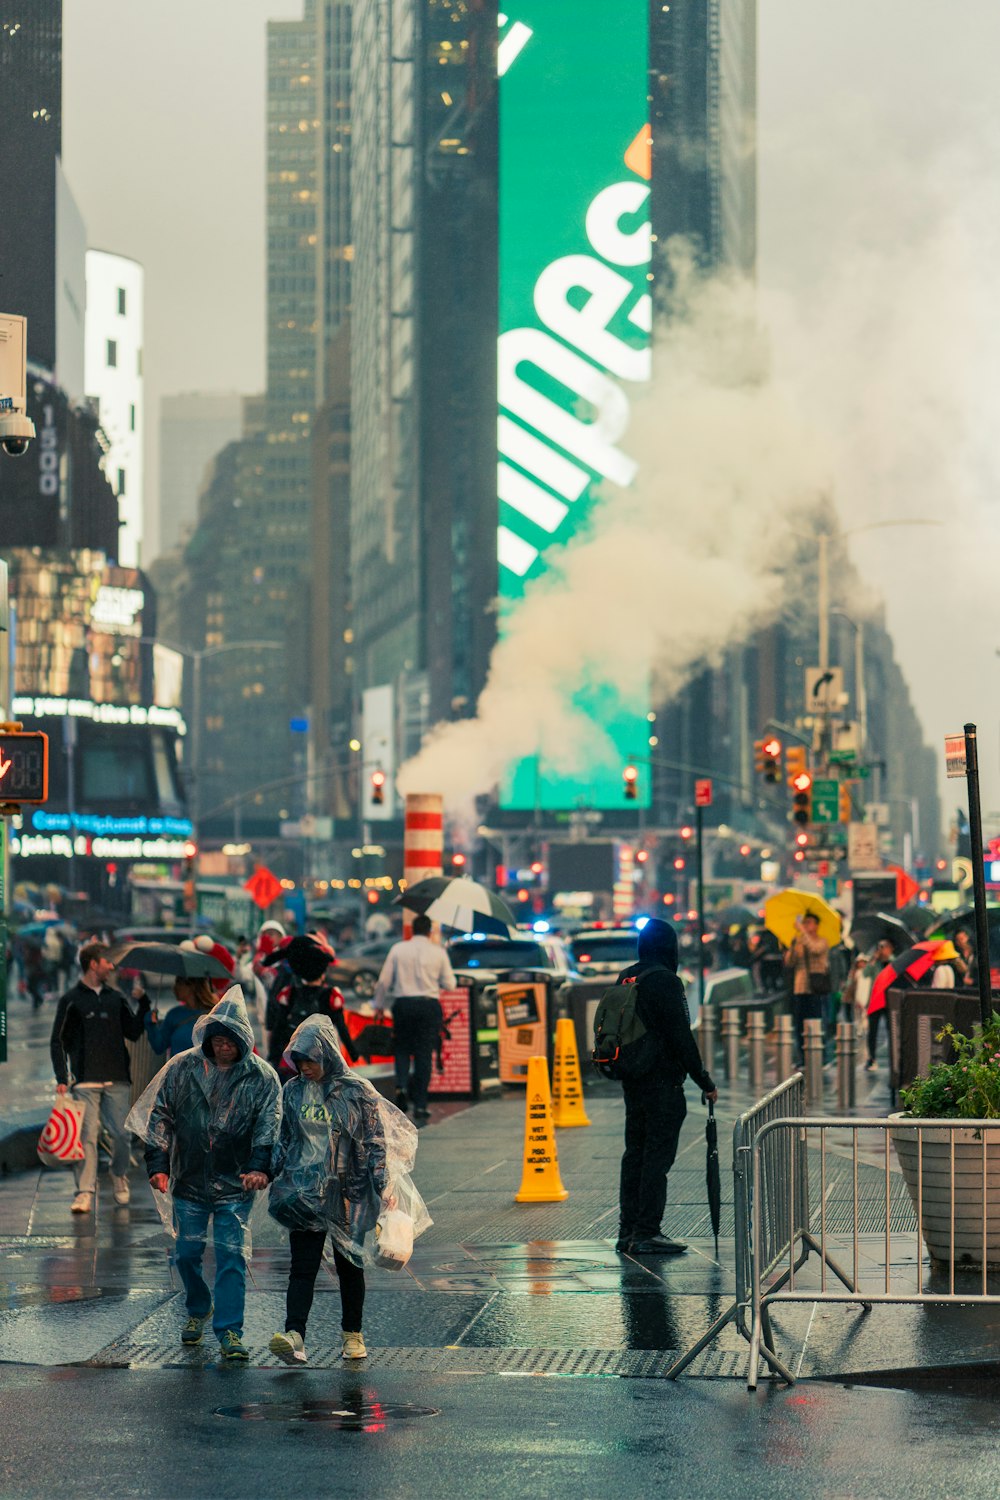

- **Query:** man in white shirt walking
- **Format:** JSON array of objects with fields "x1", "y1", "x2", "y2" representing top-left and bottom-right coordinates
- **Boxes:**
[{"x1": 373, "y1": 914, "x2": 456, "y2": 1119}]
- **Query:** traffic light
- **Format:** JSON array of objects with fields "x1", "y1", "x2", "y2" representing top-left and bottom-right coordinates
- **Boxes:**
[
  {"x1": 839, "y1": 784, "x2": 852, "y2": 823},
  {"x1": 785, "y1": 745, "x2": 808, "y2": 786},
  {"x1": 370, "y1": 769, "x2": 386, "y2": 805},
  {"x1": 623, "y1": 763, "x2": 639, "y2": 801},
  {"x1": 791, "y1": 769, "x2": 813, "y2": 825},
  {"x1": 0, "y1": 729, "x2": 49, "y2": 806},
  {"x1": 759, "y1": 736, "x2": 782, "y2": 783}
]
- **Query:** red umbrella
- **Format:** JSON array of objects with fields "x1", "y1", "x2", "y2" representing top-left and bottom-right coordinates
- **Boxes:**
[{"x1": 868, "y1": 940, "x2": 949, "y2": 1015}]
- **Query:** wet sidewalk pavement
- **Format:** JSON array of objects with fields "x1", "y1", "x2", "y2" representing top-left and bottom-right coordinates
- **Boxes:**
[{"x1": 2, "y1": 1000, "x2": 999, "y2": 1389}]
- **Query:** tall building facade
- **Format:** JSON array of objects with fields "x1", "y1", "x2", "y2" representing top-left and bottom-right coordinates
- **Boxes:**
[
  {"x1": 84, "y1": 250, "x2": 144, "y2": 565},
  {"x1": 172, "y1": 0, "x2": 353, "y2": 845},
  {"x1": 349, "y1": 0, "x2": 499, "y2": 814}
]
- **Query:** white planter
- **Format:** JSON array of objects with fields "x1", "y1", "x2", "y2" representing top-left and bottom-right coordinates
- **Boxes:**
[{"x1": 889, "y1": 1114, "x2": 1000, "y2": 1267}]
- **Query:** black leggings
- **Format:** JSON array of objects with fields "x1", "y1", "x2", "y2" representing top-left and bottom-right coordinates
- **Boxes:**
[{"x1": 285, "y1": 1230, "x2": 366, "y2": 1336}]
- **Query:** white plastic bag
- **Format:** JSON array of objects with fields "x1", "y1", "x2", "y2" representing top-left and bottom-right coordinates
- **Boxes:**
[{"x1": 373, "y1": 1206, "x2": 414, "y2": 1270}]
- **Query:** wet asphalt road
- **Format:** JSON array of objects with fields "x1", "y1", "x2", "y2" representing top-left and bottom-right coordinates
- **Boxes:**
[
  {"x1": 2, "y1": 1363, "x2": 1000, "y2": 1500},
  {"x1": 4, "y1": 1005, "x2": 1000, "y2": 1498}
]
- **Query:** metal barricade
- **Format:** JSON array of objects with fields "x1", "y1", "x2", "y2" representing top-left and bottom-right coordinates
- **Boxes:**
[
  {"x1": 666, "y1": 1073, "x2": 807, "y2": 1379},
  {"x1": 746, "y1": 1116, "x2": 1000, "y2": 1389}
]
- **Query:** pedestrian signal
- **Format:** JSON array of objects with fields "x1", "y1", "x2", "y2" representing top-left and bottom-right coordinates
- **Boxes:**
[
  {"x1": 785, "y1": 745, "x2": 808, "y2": 786},
  {"x1": 0, "y1": 729, "x2": 49, "y2": 806},
  {"x1": 370, "y1": 769, "x2": 386, "y2": 805},
  {"x1": 761, "y1": 737, "x2": 782, "y2": 783},
  {"x1": 623, "y1": 764, "x2": 639, "y2": 801},
  {"x1": 791, "y1": 770, "x2": 813, "y2": 825}
]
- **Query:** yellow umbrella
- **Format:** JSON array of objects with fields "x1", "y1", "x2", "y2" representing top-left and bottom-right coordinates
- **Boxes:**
[{"x1": 764, "y1": 890, "x2": 843, "y2": 949}]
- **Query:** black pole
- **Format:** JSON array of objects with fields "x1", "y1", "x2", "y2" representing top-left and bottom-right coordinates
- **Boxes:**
[
  {"x1": 696, "y1": 802, "x2": 705, "y2": 1008},
  {"x1": 964, "y1": 723, "x2": 993, "y2": 1028}
]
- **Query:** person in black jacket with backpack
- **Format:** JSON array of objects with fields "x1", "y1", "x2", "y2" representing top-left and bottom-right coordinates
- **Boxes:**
[
  {"x1": 614, "y1": 918, "x2": 717, "y2": 1256},
  {"x1": 264, "y1": 935, "x2": 359, "y2": 1071}
]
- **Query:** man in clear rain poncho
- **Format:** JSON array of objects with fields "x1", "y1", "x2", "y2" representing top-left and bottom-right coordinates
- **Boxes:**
[
  {"x1": 267, "y1": 1014, "x2": 431, "y2": 1364},
  {"x1": 126, "y1": 986, "x2": 282, "y2": 1362}
]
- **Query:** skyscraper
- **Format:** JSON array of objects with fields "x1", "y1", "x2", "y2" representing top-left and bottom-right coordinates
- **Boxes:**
[{"x1": 349, "y1": 0, "x2": 498, "y2": 810}]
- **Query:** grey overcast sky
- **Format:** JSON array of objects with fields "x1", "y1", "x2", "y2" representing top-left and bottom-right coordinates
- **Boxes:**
[{"x1": 62, "y1": 1, "x2": 1000, "y2": 826}]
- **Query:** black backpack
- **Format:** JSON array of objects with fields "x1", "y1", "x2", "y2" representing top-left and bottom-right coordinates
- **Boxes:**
[{"x1": 592, "y1": 967, "x2": 666, "y2": 1080}]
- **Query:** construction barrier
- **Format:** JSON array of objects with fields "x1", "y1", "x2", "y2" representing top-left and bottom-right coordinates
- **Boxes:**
[
  {"x1": 514, "y1": 1055, "x2": 568, "y2": 1203},
  {"x1": 551, "y1": 1017, "x2": 590, "y2": 1128}
]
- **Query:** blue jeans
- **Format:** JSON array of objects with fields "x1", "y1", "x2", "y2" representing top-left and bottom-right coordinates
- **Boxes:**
[{"x1": 172, "y1": 1197, "x2": 251, "y2": 1338}]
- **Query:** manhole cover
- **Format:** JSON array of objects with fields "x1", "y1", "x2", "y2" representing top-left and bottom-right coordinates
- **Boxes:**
[{"x1": 214, "y1": 1401, "x2": 441, "y2": 1428}]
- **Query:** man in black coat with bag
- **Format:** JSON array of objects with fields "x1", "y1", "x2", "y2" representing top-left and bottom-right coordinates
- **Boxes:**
[{"x1": 613, "y1": 918, "x2": 717, "y2": 1257}]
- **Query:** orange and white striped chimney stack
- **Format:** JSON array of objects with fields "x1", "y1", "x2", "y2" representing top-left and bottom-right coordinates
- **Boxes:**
[{"x1": 402, "y1": 794, "x2": 443, "y2": 936}]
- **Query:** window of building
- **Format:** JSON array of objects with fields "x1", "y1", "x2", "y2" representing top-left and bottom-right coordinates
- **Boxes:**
[
  {"x1": 106, "y1": 339, "x2": 117, "y2": 368},
  {"x1": 117, "y1": 467, "x2": 126, "y2": 495},
  {"x1": 117, "y1": 287, "x2": 127, "y2": 316},
  {"x1": 129, "y1": 404, "x2": 136, "y2": 432}
]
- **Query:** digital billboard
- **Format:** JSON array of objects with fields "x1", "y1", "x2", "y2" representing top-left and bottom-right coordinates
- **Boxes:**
[{"x1": 498, "y1": 4, "x2": 651, "y2": 809}]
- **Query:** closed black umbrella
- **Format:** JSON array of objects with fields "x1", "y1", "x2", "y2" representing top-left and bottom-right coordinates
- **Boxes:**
[
  {"x1": 109, "y1": 941, "x2": 234, "y2": 981},
  {"x1": 705, "y1": 1097, "x2": 721, "y2": 1258},
  {"x1": 849, "y1": 912, "x2": 915, "y2": 955}
]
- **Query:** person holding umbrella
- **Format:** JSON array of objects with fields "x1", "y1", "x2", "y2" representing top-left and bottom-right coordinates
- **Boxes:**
[
  {"x1": 373, "y1": 914, "x2": 456, "y2": 1120},
  {"x1": 145, "y1": 977, "x2": 217, "y2": 1058}
]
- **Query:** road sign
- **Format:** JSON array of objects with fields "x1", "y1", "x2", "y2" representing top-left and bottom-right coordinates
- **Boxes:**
[
  {"x1": 694, "y1": 778, "x2": 712, "y2": 807},
  {"x1": 945, "y1": 733, "x2": 967, "y2": 778},
  {"x1": 244, "y1": 865, "x2": 283, "y2": 910},
  {"x1": 0, "y1": 730, "x2": 49, "y2": 806},
  {"x1": 810, "y1": 778, "x2": 840, "y2": 824}
]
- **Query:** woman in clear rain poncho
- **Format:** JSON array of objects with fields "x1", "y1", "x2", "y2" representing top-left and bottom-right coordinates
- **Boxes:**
[
  {"x1": 125, "y1": 987, "x2": 282, "y2": 1362},
  {"x1": 267, "y1": 1014, "x2": 430, "y2": 1364}
]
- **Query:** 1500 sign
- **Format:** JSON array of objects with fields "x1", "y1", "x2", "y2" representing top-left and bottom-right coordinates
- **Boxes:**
[{"x1": 0, "y1": 732, "x2": 49, "y2": 805}]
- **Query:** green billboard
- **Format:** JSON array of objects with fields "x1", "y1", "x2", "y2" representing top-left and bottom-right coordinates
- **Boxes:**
[{"x1": 498, "y1": 4, "x2": 651, "y2": 810}]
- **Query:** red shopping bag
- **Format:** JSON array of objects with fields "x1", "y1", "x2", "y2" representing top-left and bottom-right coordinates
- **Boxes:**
[{"x1": 38, "y1": 1097, "x2": 86, "y2": 1167}]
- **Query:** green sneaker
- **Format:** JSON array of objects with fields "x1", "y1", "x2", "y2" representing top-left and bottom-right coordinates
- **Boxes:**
[
  {"x1": 181, "y1": 1308, "x2": 212, "y2": 1346},
  {"x1": 219, "y1": 1329, "x2": 250, "y2": 1362}
]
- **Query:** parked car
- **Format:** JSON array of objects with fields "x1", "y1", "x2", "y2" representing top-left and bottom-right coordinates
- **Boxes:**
[
  {"x1": 327, "y1": 938, "x2": 396, "y2": 1001},
  {"x1": 565, "y1": 927, "x2": 641, "y2": 979},
  {"x1": 447, "y1": 935, "x2": 574, "y2": 979}
]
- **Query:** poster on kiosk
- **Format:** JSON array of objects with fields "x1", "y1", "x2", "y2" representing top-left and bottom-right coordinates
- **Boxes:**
[{"x1": 496, "y1": 982, "x2": 548, "y2": 1083}]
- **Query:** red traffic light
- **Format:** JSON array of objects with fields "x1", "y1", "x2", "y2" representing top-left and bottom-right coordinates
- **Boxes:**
[
  {"x1": 451, "y1": 852, "x2": 466, "y2": 867},
  {"x1": 791, "y1": 771, "x2": 813, "y2": 793},
  {"x1": 762, "y1": 737, "x2": 781, "y2": 758},
  {"x1": 623, "y1": 763, "x2": 639, "y2": 800},
  {"x1": 370, "y1": 769, "x2": 386, "y2": 805}
]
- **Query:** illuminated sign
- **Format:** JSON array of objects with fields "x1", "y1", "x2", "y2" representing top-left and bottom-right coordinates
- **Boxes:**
[
  {"x1": 90, "y1": 584, "x2": 145, "y2": 637},
  {"x1": 30, "y1": 810, "x2": 194, "y2": 839},
  {"x1": 0, "y1": 732, "x2": 49, "y2": 804},
  {"x1": 498, "y1": 4, "x2": 650, "y2": 809},
  {"x1": 11, "y1": 833, "x2": 192, "y2": 861},
  {"x1": 12, "y1": 696, "x2": 187, "y2": 734}
]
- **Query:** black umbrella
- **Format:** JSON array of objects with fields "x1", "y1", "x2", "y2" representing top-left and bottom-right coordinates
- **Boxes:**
[
  {"x1": 849, "y1": 912, "x2": 915, "y2": 955},
  {"x1": 109, "y1": 941, "x2": 234, "y2": 981},
  {"x1": 393, "y1": 876, "x2": 517, "y2": 935},
  {"x1": 898, "y1": 902, "x2": 939, "y2": 936},
  {"x1": 705, "y1": 1097, "x2": 721, "y2": 1258},
  {"x1": 715, "y1": 904, "x2": 759, "y2": 928}
]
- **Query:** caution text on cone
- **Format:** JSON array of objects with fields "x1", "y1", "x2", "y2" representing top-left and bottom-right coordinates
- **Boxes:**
[
  {"x1": 551, "y1": 1017, "x2": 591, "y2": 1128},
  {"x1": 515, "y1": 1055, "x2": 568, "y2": 1203}
]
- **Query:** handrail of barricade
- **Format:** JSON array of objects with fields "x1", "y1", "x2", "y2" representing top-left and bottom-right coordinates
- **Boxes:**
[
  {"x1": 746, "y1": 1115, "x2": 1000, "y2": 1390},
  {"x1": 666, "y1": 1073, "x2": 805, "y2": 1379}
]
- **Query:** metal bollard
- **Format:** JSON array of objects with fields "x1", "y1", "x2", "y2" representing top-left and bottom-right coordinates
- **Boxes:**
[
  {"x1": 836, "y1": 1020, "x2": 856, "y2": 1110},
  {"x1": 803, "y1": 1018, "x2": 824, "y2": 1103},
  {"x1": 721, "y1": 1009, "x2": 742, "y2": 1084},
  {"x1": 747, "y1": 1009, "x2": 766, "y2": 1091},
  {"x1": 775, "y1": 1014, "x2": 795, "y2": 1082},
  {"x1": 699, "y1": 1002, "x2": 717, "y2": 1077}
]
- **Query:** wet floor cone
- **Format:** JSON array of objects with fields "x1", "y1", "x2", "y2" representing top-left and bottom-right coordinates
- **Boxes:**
[
  {"x1": 515, "y1": 1056, "x2": 568, "y2": 1203},
  {"x1": 551, "y1": 1018, "x2": 591, "y2": 1128}
]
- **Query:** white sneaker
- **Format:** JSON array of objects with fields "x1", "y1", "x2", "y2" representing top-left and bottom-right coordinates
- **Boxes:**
[
  {"x1": 71, "y1": 1192, "x2": 93, "y2": 1214},
  {"x1": 111, "y1": 1175, "x2": 130, "y2": 1205},
  {"x1": 341, "y1": 1330, "x2": 367, "y2": 1360},
  {"x1": 269, "y1": 1330, "x2": 307, "y2": 1365}
]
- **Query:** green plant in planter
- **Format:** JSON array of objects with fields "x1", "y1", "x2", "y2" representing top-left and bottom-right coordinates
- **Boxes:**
[{"x1": 899, "y1": 1014, "x2": 1000, "y2": 1119}]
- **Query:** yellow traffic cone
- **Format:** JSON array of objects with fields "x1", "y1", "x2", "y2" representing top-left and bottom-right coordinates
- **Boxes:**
[
  {"x1": 551, "y1": 1018, "x2": 591, "y2": 1128},
  {"x1": 515, "y1": 1055, "x2": 568, "y2": 1203}
]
